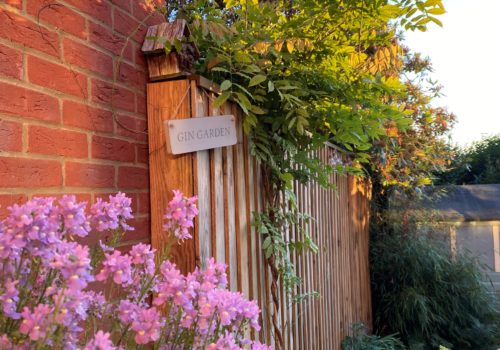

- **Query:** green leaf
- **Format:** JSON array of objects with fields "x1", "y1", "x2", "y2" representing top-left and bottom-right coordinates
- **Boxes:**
[
  {"x1": 250, "y1": 105, "x2": 266, "y2": 115},
  {"x1": 213, "y1": 91, "x2": 230, "y2": 109},
  {"x1": 262, "y1": 236, "x2": 272, "y2": 249},
  {"x1": 173, "y1": 38, "x2": 182, "y2": 53},
  {"x1": 268, "y1": 80, "x2": 275, "y2": 92},
  {"x1": 265, "y1": 246, "x2": 273, "y2": 259},
  {"x1": 210, "y1": 67, "x2": 230, "y2": 73},
  {"x1": 249, "y1": 74, "x2": 267, "y2": 87},
  {"x1": 428, "y1": 16, "x2": 443, "y2": 26},
  {"x1": 234, "y1": 51, "x2": 252, "y2": 63},
  {"x1": 426, "y1": 7, "x2": 445, "y2": 15},
  {"x1": 220, "y1": 80, "x2": 232, "y2": 91}
]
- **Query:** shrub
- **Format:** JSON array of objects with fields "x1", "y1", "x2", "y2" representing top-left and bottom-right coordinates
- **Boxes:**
[
  {"x1": 371, "y1": 219, "x2": 500, "y2": 349},
  {"x1": 0, "y1": 192, "x2": 270, "y2": 349},
  {"x1": 341, "y1": 323, "x2": 405, "y2": 350}
]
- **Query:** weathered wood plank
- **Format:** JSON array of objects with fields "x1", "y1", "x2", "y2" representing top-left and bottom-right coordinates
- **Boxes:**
[
  {"x1": 147, "y1": 80, "x2": 195, "y2": 274},
  {"x1": 193, "y1": 84, "x2": 211, "y2": 269}
]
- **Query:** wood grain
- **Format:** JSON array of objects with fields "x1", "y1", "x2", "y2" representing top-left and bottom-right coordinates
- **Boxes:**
[{"x1": 147, "y1": 80, "x2": 195, "y2": 274}]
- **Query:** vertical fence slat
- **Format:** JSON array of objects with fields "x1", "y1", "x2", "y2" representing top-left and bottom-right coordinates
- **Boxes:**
[{"x1": 193, "y1": 85, "x2": 211, "y2": 268}]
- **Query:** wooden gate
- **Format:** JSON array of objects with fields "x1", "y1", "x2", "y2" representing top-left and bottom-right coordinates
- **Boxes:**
[{"x1": 147, "y1": 77, "x2": 372, "y2": 349}]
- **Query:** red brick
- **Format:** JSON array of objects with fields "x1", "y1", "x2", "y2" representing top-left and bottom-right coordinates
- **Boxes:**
[
  {"x1": 91, "y1": 79, "x2": 135, "y2": 112},
  {"x1": 0, "y1": 9, "x2": 59, "y2": 57},
  {"x1": 88, "y1": 21, "x2": 133, "y2": 61},
  {"x1": 63, "y1": 0, "x2": 112, "y2": 24},
  {"x1": 113, "y1": 8, "x2": 147, "y2": 43},
  {"x1": 118, "y1": 166, "x2": 148, "y2": 189},
  {"x1": 0, "y1": 194, "x2": 27, "y2": 218},
  {"x1": 64, "y1": 38, "x2": 113, "y2": 78},
  {"x1": 137, "y1": 191, "x2": 150, "y2": 214},
  {"x1": 136, "y1": 94, "x2": 147, "y2": 114},
  {"x1": 66, "y1": 162, "x2": 115, "y2": 188},
  {"x1": 0, "y1": 44, "x2": 23, "y2": 79},
  {"x1": 117, "y1": 61, "x2": 147, "y2": 90},
  {"x1": 136, "y1": 143, "x2": 148, "y2": 164},
  {"x1": 0, "y1": 82, "x2": 60, "y2": 123},
  {"x1": 28, "y1": 56, "x2": 88, "y2": 98},
  {"x1": 63, "y1": 100, "x2": 114, "y2": 133},
  {"x1": 92, "y1": 135, "x2": 135, "y2": 162},
  {"x1": 0, "y1": 119, "x2": 22, "y2": 152},
  {"x1": 111, "y1": 0, "x2": 131, "y2": 12},
  {"x1": 116, "y1": 114, "x2": 147, "y2": 141},
  {"x1": 28, "y1": 125, "x2": 88, "y2": 158},
  {"x1": 121, "y1": 216, "x2": 150, "y2": 242},
  {"x1": 1, "y1": 0, "x2": 22, "y2": 9},
  {"x1": 27, "y1": 0, "x2": 87, "y2": 39},
  {"x1": 0, "y1": 157, "x2": 62, "y2": 188},
  {"x1": 135, "y1": 44, "x2": 146, "y2": 67},
  {"x1": 132, "y1": 0, "x2": 163, "y2": 22}
]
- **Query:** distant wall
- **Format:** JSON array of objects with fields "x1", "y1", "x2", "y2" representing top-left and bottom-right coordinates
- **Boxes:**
[{"x1": 0, "y1": 0, "x2": 164, "y2": 246}]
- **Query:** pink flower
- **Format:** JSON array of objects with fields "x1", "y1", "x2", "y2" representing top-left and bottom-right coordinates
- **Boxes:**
[
  {"x1": 154, "y1": 261, "x2": 186, "y2": 306},
  {"x1": 117, "y1": 300, "x2": 138, "y2": 324},
  {"x1": 58, "y1": 195, "x2": 91, "y2": 237},
  {"x1": 50, "y1": 241, "x2": 93, "y2": 291},
  {"x1": 19, "y1": 304, "x2": 52, "y2": 340},
  {"x1": 130, "y1": 243, "x2": 156, "y2": 275},
  {"x1": 162, "y1": 190, "x2": 198, "y2": 241},
  {"x1": 96, "y1": 250, "x2": 133, "y2": 285},
  {"x1": 131, "y1": 307, "x2": 163, "y2": 344},
  {"x1": 0, "y1": 279, "x2": 20, "y2": 319},
  {"x1": 208, "y1": 332, "x2": 243, "y2": 350},
  {"x1": 84, "y1": 330, "x2": 118, "y2": 350},
  {"x1": 90, "y1": 193, "x2": 134, "y2": 233}
]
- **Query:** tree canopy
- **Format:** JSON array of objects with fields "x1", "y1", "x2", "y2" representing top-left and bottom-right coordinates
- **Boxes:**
[
  {"x1": 163, "y1": 0, "x2": 453, "y2": 190},
  {"x1": 436, "y1": 134, "x2": 500, "y2": 185}
]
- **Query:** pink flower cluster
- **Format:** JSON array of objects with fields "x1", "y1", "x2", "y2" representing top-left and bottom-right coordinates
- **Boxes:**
[
  {"x1": 0, "y1": 192, "x2": 271, "y2": 350},
  {"x1": 163, "y1": 190, "x2": 198, "y2": 241}
]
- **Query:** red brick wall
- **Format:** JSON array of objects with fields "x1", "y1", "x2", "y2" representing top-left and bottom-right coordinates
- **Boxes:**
[{"x1": 0, "y1": 0, "x2": 164, "y2": 246}]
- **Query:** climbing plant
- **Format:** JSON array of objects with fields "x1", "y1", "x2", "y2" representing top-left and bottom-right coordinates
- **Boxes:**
[{"x1": 155, "y1": 1, "x2": 451, "y2": 348}]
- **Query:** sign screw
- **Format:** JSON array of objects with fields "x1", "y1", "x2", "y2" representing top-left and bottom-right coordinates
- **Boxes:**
[{"x1": 169, "y1": 123, "x2": 174, "y2": 128}]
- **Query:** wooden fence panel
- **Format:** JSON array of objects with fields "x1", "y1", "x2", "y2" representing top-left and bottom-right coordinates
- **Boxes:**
[{"x1": 148, "y1": 78, "x2": 372, "y2": 349}]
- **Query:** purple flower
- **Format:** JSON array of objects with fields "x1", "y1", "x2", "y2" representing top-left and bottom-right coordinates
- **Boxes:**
[
  {"x1": 130, "y1": 243, "x2": 156, "y2": 275},
  {"x1": 50, "y1": 241, "x2": 93, "y2": 291},
  {"x1": 0, "y1": 279, "x2": 20, "y2": 319},
  {"x1": 0, "y1": 335, "x2": 12, "y2": 349},
  {"x1": 116, "y1": 300, "x2": 138, "y2": 324},
  {"x1": 162, "y1": 190, "x2": 198, "y2": 241},
  {"x1": 96, "y1": 250, "x2": 133, "y2": 285},
  {"x1": 131, "y1": 307, "x2": 163, "y2": 344},
  {"x1": 84, "y1": 330, "x2": 118, "y2": 350},
  {"x1": 58, "y1": 195, "x2": 91, "y2": 237},
  {"x1": 19, "y1": 304, "x2": 52, "y2": 341},
  {"x1": 90, "y1": 193, "x2": 134, "y2": 232},
  {"x1": 251, "y1": 341, "x2": 273, "y2": 350},
  {"x1": 208, "y1": 332, "x2": 243, "y2": 350},
  {"x1": 154, "y1": 261, "x2": 186, "y2": 306}
]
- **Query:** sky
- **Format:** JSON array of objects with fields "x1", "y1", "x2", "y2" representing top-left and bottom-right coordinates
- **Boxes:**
[{"x1": 403, "y1": 0, "x2": 500, "y2": 147}]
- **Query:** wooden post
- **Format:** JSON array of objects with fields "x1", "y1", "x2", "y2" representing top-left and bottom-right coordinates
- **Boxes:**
[
  {"x1": 147, "y1": 79, "x2": 196, "y2": 274},
  {"x1": 492, "y1": 225, "x2": 500, "y2": 272},
  {"x1": 449, "y1": 225, "x2": 457, "y2": 258}
]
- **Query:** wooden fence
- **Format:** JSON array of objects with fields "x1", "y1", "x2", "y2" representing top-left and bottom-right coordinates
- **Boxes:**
[{"x1": 147, "y1": 77, "x2": 372, "y2": 349}]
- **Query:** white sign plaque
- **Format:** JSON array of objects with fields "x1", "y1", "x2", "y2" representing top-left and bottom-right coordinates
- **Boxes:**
[{"x1": 165, "y1": 115, "x2": 237, "y2": 155}]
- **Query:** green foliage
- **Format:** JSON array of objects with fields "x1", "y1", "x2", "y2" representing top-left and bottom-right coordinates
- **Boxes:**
[
  {"x1": 371, "y1": 207, "x2": 500, "y2": 349},
  {"x1": 436, "y1": 134, "x2": 500, "y2": 185},
  {"x1": 342, "y1": 323, "x2": 405, "y2": 350},
  {"x1": 162, "y1": 2, "x2": 452, "y2": 345}
]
